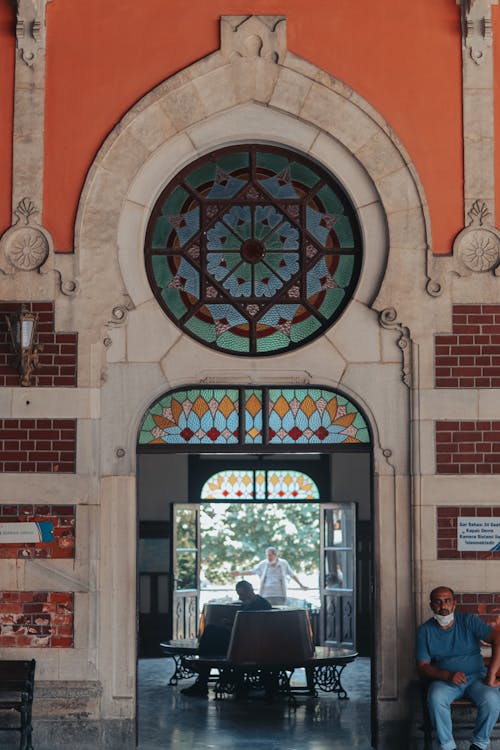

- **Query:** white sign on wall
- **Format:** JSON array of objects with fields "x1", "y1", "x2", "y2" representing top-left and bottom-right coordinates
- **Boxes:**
[
  {"x1": 457, "y1": 517, "x2": 500, "y2": 551},
  {"x1": 0, "y1": 522, "x2": 53, "y2": 544}
]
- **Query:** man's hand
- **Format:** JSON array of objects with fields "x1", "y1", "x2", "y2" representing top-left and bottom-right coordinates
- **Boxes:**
[
  {"x1": 484, "y1": 674, "x2": 500, "y2": 688},
  {"x1": 448, "y1": 671, "x2": 467, "y2": 685}
]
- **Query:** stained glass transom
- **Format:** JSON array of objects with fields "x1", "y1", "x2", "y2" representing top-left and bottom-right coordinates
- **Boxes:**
[
  {"x1": 145, "y1": 145, "x2": 362, "y2": 356},
  {"x1": 201, "y1": 469, "x2": 320, "y2": 500},
  {"x1": 138, "y1": 386, "x2": 370, "y2": 446}
]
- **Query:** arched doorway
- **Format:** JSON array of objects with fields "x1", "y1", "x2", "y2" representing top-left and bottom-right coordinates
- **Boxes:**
[{"x1": 136, "y1": 384, "x2": 373, "y2": 658}]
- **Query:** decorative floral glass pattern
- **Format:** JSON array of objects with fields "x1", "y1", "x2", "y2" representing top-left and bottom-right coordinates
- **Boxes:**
[
  {"x1": 138, "y1": 388, "x2": 240, "y2": 445},
  {"x1": 138, "y1": 386, "x2": 370, "y2": 446},
  {"x1": 145, "y1": 145, "x2": 362, "y2": 356},
  {"x1": 201, "y1": 469, "x2": 320, "y2": 500},
  {"x1": 268, "y1": 388, "x2": 370, "y2": 444}
]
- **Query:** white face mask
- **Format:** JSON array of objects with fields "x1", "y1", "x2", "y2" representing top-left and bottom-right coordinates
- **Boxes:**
[{"x1": 433, "y1": 611, "x2": 455, "y2": 627}]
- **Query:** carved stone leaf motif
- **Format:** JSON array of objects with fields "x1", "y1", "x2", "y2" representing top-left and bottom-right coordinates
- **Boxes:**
[
  {"x1": 16, "y1": 0, "x2": 45, "y2": 68},
  {"x1": 459, "y1": 0, "x2": 494, "y2": 65},
  {"x1": 221, "y1": 15, "x2": 287, "y2": 63}
]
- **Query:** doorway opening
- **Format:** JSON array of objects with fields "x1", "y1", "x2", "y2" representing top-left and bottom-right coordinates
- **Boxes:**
[
  {"x1": 137, "y1": 450, "x2": 372, "y2": 658},
  {"x1": 136, "y1": 384, "x2": 374, "y2": 745}
]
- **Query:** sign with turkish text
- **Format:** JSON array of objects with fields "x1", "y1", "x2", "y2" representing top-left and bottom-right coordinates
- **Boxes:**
[
  {"x1": 0, "y1": 522, "x2": 54, "y2": 544},
  {"x1": 457, "y1": 517, "x2": 500, "y2": 551}
]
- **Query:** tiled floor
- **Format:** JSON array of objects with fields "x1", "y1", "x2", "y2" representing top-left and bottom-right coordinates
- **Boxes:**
[{"x1": 138, "y1": 656, "x2": 374, "y2": 749}]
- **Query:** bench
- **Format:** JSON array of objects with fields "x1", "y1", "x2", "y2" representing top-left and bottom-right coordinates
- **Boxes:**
[
  {"x1": 0, "y1": 659, "x2": 36, "y2": 750},
  {"x1": 182, "y1": 609, "x2": 357, "y2": 706},
  {"x1": 420, "y1": 655, "x2": 500, "y2": 750}
]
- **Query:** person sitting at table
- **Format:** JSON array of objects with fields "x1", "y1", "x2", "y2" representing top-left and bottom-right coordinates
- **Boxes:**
[{"x1": 181, "y1": 581, "x2": 271, "y2": 697}]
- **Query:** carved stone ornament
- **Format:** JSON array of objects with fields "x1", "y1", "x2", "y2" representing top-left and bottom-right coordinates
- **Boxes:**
[
  {"x1": 457, "y1": 0, "x2": 497, "y2": 65},
  {"x1": 453, "y1": 200, "x2": 500, "y2": 274},
  {"x1": 378, "y1": 308, "x2": 412, "y2": 388},
  {"x1": 221, "y1": 15, "x2": 287, "y2": 63},
  {"x1": 16, "y1": 0, "x2": 46, "y2": 67},
  {"x1": 0, "y1": 198, "x2": 51, "y2": 271}
]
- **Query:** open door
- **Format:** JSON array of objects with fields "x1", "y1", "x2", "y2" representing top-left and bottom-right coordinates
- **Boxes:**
[
  {"x1": 171, "y1": 504, "x2": 200, "y2": 640},
  {"x1": 320, "y1": 503, "x2": 356, "y2": 648}
]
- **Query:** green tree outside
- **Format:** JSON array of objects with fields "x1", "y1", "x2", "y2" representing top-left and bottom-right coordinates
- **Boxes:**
[{"x1": 200, "y1": 502, "x2": 320, "y2": 584}]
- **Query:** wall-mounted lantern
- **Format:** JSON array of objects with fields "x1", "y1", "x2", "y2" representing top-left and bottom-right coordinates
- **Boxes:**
[{"x1": 5, "y1": 305, "x2": 42, "y2": 386}]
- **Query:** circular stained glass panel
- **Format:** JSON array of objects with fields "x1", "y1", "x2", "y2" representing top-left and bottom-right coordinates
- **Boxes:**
[{"x1": 145, "y1": 145, "x2": 363, "y2": 356}]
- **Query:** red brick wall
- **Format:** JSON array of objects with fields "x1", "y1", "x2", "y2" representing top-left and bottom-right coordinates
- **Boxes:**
[
  {"x1": 0, "y1": 418, "x2": 76, "y2": 472},
  {"x1": 0, "y1": 302, "x2": 77, "y2": 387},
  {"x1": 435, "y1": 304, "x2": 500, "y2": 388},
  {"x1": 0, "y1": 504, "x2": 75, "y2": 558},
  {"x1": 0, "y1": 591, "x2": 74, "y2": 647},
  {"x1": 455, "y1": 593, "x2": 500, "y2": 628},
  {"x1": 435, "y1": 420, "x2": 500, "y2": 474}
]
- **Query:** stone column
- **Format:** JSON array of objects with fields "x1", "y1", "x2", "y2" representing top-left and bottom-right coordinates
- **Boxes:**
[
  {"x1": 452, "y1": 0, "x2": 500, "y2": 276},
  {"x1": 0, "y1": 0, "x2": 58, "y2": 296}
]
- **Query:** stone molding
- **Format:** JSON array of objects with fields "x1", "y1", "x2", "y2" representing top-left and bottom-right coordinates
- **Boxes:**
[
  {"x1": 15, "y1": 0, "x2": 46, "y2": 67},
  {"x1": 457, "y1": 0, "x2": 498, "y2": 66},
  {"x1": 432, "y1": 1, "x2": 500, "y2": 289},
  {"x1": 452, "y1": 200, "x2": 500, "y2": 275},
  {"x1": 378, "y1": 308, "x2": 413, "y2": 388},
  {"x1": 6, "y1": 0, "x2": 53, "y2": 249},
  {"x1": 220, "y1": 15, "x2": 287, "y2": 62},
  {"x1": 0, "y1": 198, "x2": 51, "y2": 273}
]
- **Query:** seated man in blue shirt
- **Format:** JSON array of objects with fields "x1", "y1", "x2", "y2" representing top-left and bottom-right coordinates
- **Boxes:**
[{"x1": 416, "y1": 586, "x2": 500, "y2": 750}]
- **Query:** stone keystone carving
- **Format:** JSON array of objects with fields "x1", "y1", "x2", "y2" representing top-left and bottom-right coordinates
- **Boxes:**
[
  {"x1": 453, "y1": 200, "x2": 500, "y2": 275},
  {"x1": 221, "y1": 16, "x2": 287, "y2": 63},
  {"x1": 457, "y1": 0, "x2": 497, "y2": 64},
  {"x1": 16, "y1": 0, "x2": 46, "y2": 67},
  {"x1": 0, "y1": 197, "x2": 52, "y2": 272}
]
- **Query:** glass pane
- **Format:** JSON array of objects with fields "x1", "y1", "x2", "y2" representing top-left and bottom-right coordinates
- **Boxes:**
[
  {"x1": 323, "y1": 508, "x2": 351, "y2": 547},
  {"x1": 266, "y1": 470, "x2": 319, "y2": 500},
  {"x1": 324, "y1": 549, "x2": 352, "y2": 589},
  {"x1": 145, "y1": 144, "x2": 362, "y2": 356},
  {"x1": 176, "y1": 508, "x2": 197, "y2": 549},
  {"x1": 139, "y1": 574, "x2": 151, "y2": 613},
  {"x1": 176, "y1": 551, "x2": 197, "y2": 590},
  {"x1": 201, "y1": 469, "x2": 254, "y2": 500},
  {"x1": 158, "y1": 574, "x2": 169, "y2": 614},
  {"x1": 138, "y1": 539, "x2": 169, "y2": 573},
  {"x1": 138, "y1": 388, "x2": 240, "y2": 445},
  {"x1": 244, "y1": 388, "x2": 263, "y2": 444},
  {"x1": 139, "y1": 385, "x2": 370, "y2": 447},
  {"x1": 268, "y1": 388, "x2": 370, "y2": 445}
]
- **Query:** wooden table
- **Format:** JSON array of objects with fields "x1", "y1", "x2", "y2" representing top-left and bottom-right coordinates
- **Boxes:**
[{"x1": 182, "y1": 646, "x2": 358, "y2": 706}]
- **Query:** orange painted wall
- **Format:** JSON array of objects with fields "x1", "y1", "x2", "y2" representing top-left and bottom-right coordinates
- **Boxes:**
[
  {"x1": 0, "y1": 1, "x2": 15, "y2": 237},
  {"x1": 43, "y1": 0, "x2": 463, "y2": 253}
]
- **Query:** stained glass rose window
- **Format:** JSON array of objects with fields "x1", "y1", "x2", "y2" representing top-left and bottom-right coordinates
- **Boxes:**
[{"x1": 145, "y1": 145, "x2": 362, "y2": 355}]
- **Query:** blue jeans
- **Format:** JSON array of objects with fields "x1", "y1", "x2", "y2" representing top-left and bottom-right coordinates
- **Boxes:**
[{"x1": 427, "y1": 672, "x2": 500, "y2": 750}]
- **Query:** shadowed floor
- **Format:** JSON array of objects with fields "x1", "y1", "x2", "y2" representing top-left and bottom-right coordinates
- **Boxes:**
[{"x1": 138, "y1": 656, "x2": 373, "y2": 749}]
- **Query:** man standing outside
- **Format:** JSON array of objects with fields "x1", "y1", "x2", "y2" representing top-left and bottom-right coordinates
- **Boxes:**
[
  {"x1": 416, "y1": 585, "x2": 500, "y2": 750},
  {"x1": 231, "y1": 546, "x2": 308, "y2": 606}
]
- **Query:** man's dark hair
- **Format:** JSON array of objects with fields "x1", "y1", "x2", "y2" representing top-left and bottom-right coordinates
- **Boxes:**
[
  {"x1": 430, "y1": 586, "x2": 455, "y2": 602},
  {"x1": 235, "y1": 580, "x2": 253, "y2": 592}
]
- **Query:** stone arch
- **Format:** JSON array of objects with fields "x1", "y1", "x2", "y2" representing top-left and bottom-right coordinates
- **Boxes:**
[{"x1": 74, "y1": 16, "x2": 423, "y2": 735}]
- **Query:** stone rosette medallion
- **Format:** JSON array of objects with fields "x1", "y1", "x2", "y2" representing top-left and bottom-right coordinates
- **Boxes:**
[
  {"x1": 452, "y1": 201, "x2": 500, "y2": 275},
  {"x1": 0, "y1": 198, "x2": 51, "y2": 272}
]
